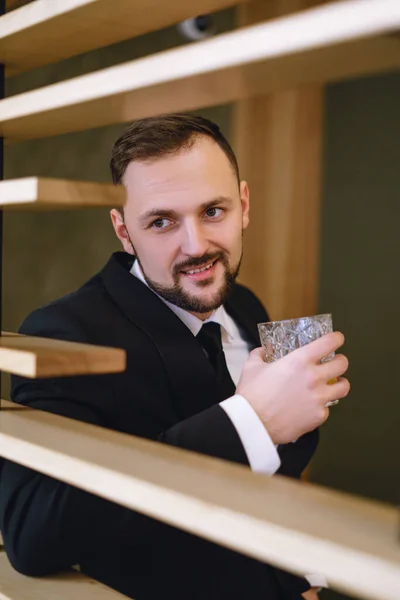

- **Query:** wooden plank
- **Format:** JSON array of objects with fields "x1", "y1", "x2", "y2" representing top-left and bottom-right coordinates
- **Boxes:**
[
  {"x1": 237, "y1": 89, "x2": 323, "y2": 321},
  {"x1": 234, "y1": 0, "x2": 323, "y2": 320},
  {"x1": 0, "y1": 0, "x2": 247, "y2": 77},
  {"x1": 0, "y1": 399, "x2": 30, "y2": 410},
  {"x1": 0, "y1": 0, "x2": 399, "y2": 142},
  {"x1": 0, "y1": 177, "x2": 124, "y2": 209},
  {"x1": 0, "y1": 332, "x2": 126, "y2": 378},
  {"x1": 0, "y1": 400, "x2": 399, "y2": 600},
  {"x1": 5, "y1": 0, "x2": 27, "y2": 11},
  {"x1": 0, "y1": 549, "x2": 129, "y2": 600}
]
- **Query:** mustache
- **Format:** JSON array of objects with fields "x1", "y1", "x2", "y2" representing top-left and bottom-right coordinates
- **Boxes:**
[{"x1": 173, "y1": 252, "x2": 225, "y2": 276}]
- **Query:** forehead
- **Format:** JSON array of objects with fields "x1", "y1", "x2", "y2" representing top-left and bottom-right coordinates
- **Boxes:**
[{"x1": 123, "y1": 136, "x2": 238, "y2": 210}]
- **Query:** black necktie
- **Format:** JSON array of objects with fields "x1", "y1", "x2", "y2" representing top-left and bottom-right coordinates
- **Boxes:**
[{"x1": 197, "y1": 322, "x2": 236, "y2": 402}]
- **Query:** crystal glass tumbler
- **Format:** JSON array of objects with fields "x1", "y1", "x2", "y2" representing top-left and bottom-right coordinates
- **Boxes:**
[{"x1": 257, "y1": 314, "x2": 339, "y2": 407}]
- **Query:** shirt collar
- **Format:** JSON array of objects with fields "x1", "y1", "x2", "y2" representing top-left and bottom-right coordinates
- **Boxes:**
[{"x1": 130, "y1": 259, "x2": 236, "y2": 340}]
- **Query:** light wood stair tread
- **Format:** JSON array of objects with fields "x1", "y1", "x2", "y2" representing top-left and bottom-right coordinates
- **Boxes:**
[
  {"x1": 0, "y1": 177, "x2": 124, "y2": 209},
  {"x1": 1, "y1": 0, "x2": 246, "y2": 76},
  {"x1": 0, "y1": 399, "x2": 399, "y2": 600},
  {"x1": 0, "y1": 0, "x2": 399, "y2": 142},
  {"x1": 0, "y1": 332, "x2": 126, "y2": 378}
]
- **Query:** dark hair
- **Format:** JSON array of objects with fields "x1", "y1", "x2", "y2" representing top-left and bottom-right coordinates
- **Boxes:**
[{"x1": 110, "y1": 113, "x2": 240, "y2": 185}]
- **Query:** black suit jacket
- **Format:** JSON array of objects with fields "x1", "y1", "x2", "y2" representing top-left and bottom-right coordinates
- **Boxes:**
[{"x1": 0, "y1": 252, "x2": 318, "y2": 599}]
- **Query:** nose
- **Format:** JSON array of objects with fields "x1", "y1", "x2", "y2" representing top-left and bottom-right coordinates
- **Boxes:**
[{"x1": 180, "y1": 220, "x2": 209, "y2": 257}]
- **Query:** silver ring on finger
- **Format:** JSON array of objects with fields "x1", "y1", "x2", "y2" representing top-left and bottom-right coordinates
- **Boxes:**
[{"x1": 325, "y1": 399, "x2": 340, "y2": 407}]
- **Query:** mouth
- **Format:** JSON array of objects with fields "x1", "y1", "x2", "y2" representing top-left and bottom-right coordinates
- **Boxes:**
[{"x1": 180, "y1": 259, "x2": 219, "y2": 281}]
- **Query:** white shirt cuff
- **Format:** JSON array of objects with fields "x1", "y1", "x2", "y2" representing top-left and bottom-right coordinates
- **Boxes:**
[
  {"x1": 305, "y1": 573, "x2": 328, "y2": 589},
  {"x1": 220, "y1": 394, "x2": 281, "y2": 475}
]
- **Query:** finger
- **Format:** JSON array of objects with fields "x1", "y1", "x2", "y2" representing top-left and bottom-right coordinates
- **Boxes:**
[
  {"x1": 318, "y1": 405, "x2": 330, "y2": 426},
  {"x1": 321, "y1": 376, "x2": 350, "y2": 404},
  {"x1": 299, "y1": 331, "x2": 345, "y2": 364},
  {"x1": 318, "y1": 354, "x2": 349, "y2": 381}
]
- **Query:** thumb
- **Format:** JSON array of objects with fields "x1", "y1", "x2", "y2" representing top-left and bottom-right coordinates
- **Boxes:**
[{"x1": 248, "y1": 347, "x2": 267, "y2": 363}]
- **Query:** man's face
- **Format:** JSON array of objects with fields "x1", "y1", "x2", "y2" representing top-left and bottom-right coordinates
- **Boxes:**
[{"x1": 110, "y1": 136, "x2": 250, "y2": 318}]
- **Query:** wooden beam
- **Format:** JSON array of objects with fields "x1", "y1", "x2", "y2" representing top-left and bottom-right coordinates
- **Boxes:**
[
  {"x1": 0, "y1": 332, "x2": 126, "y2": 378},
  {"x1": 0, "y1": 400, "x2": 399, "y2": 600},
  {"x1": 5, "y1": 0, "x2": 27, "y2": 11},
  {"x1": 0, "y1": 399, "x2": 29, "y2": 409},
  {"x1": 0, "y1": 177, "x2": 124, "y2": 209},
  {"x1": 236, "y1": 89, "x2": 323, "y2": 320},
  {"x1": 0, "y1": 548, "x2": 129, "y2": 600},
  {"x1": 1, "y1": 0, "x2": 247, "y2": 77},
  {"x1": 0, "y1": 0, "x2": 399, "y2": 142},
  {"x1": 234, "y1": 0, "x2": 323, "y2": 319}
]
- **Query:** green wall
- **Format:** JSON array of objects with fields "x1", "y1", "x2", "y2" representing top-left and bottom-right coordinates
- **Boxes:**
[
  {"x1": 2, "y1": 10, "x2": 399, "y2": 599},
  {"x1": 312, "y1": 72, "x2": 399, "y2": 506},
  {"x1": 310, "y1": 72, "x2": 400, "y2": 600}
]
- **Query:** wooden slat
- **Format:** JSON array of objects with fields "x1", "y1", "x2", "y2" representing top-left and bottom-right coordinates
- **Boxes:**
[
  {"x1": 0, "y1": 399, "x2": 30, "y2": 410},
  {"x1": 0, "y1": 400, "x2": 399, "y2": 600},
  {"x1": 234, "y1": 0, "x2": 323, "y2": 320},
  {"x1": 1, "y1": 0, "x2": 399, "y2": 142},
  {"x1": 0, "y1": 0, "x2": 247, "y2": 77},
  {"x1": 0, "y1": 177, "x2": 124, "y2": 209},
  {"x1": 0, "y1": 549, "x2": 129, "y2": 600},
  {"x1": 236, "y1": 89, "x2": 323, "y2": 320},
  {"x1": 0, "y1": 332, "x2": 126, "y2": 378},
  {"x1": 5, "y1": 0, "x2": 27, "y2": 11}
]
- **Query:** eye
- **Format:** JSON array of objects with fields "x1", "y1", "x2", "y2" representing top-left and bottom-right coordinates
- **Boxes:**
[
  {"x1": 151, "y1": 217, "x2": 171, "y2": 229},
  {"x1": 205, "y1": 207, "x2": 223, "y2": 218}
]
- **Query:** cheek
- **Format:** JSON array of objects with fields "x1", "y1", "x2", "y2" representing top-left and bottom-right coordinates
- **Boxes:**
[
  {"x1": 136, "y1": 237, "x2": 177, "y2": 277},
  {"x1": 217, "y1": 218, "x2": 243, "y2": 251}
]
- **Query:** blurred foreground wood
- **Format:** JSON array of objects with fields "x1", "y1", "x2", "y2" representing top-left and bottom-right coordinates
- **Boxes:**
[{"x1": 0, "y1": 400, "x2": 399, "y2": 600}]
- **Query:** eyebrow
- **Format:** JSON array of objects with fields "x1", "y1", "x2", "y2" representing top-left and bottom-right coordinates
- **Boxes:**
[{"x1": 139, "y1": 196, "x2": 233, "y2": 226}]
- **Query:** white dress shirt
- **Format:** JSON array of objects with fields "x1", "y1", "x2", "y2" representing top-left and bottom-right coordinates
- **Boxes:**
[
  {"x1": 130, "y1": 260, "x2": 326, "y2": 590},
  {"x1": 131, "y1": 260, "x2": 280, "y2": 474}
]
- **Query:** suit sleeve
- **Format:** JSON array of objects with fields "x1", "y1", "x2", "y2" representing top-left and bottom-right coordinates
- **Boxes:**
[
  {"x1": 159, "y1": 403, "x2": 249, "y2": 465},
  {"x1": 239, "y1": 285, "x2": 320, "y2": 479},
  {"x1": 0, "y1": 304, "x2": 310, "y2": 599},
  {"x1": 0, "y1": 305, "x2": 249, "y2": 577}
]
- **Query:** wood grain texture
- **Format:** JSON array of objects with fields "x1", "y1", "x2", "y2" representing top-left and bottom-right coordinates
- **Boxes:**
[
  {"x1": 234, "y1": 0, "x2": 324, "y2": 320},
  {"x1": 0, "y1": 399, "x2": 399, "y2": 600},
  {"x1": 0, "y1": 549, "x2": 129, "y2": 600},
  {"x1": 234, "y1": 98, "x2": 323, "y2": 314},
  {"x1": 0, "y1": 398, "x2": 30, "y2": 410},
  {"x1": 0, "y1": 332, "x2": 126, "y2": 378},
  {"x1": 1, "y1": 0, "x2": 247, "y2": 76},
  {"x1": 5, "y1": 0, "x2": 28, "y2": 11},
  {"x1": 0, "y1": 0, "x2": 399, "y2": 142},
  {"x1": 0, "y1": 177, "x2": 124, "y2": 209}
]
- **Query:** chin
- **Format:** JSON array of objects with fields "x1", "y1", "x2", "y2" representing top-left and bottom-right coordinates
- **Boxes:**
[
  {"x1": 185, "y1": 281, "x2": 219, "y2": 296},
  {"x1": 193, "y1": 289, "x2": 225, "y2": 310}
]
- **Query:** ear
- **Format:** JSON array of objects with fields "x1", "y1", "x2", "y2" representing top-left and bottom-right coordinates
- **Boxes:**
[
  {"x1": 240, "y1": 181, "x2": 250, "y2": 230},
  {"x1": 110, "y1": 209, "x2": 135, "y2": 255}
]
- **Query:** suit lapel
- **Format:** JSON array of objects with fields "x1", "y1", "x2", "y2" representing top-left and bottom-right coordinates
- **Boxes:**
[
  {"x1": 224, "y1": 288, "x2": 264, "y2": 350},
  {"x1": 101, "y1": 255, "x2": 291, "y2": 459},
  {"x1": 100, "y1": 253, "x2": 219, "y2": 419}
]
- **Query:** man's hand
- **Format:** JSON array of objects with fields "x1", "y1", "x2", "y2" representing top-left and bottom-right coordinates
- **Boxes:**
[
  {"x1": 302, "y1": 588, "x2": 320, "y2": 600},
  {"x1": 236, "y1": 332, "x2": 350, "y2": 444}
]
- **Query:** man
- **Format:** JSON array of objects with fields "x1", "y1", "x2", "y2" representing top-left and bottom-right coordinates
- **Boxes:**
[{"x1": 0, "y1": 114, "x2": 350, "y2": 600}]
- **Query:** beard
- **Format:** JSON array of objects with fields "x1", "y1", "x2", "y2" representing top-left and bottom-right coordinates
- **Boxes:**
[{"x1": 136, "y1": 250, "x2": 242, "y2": 314}]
